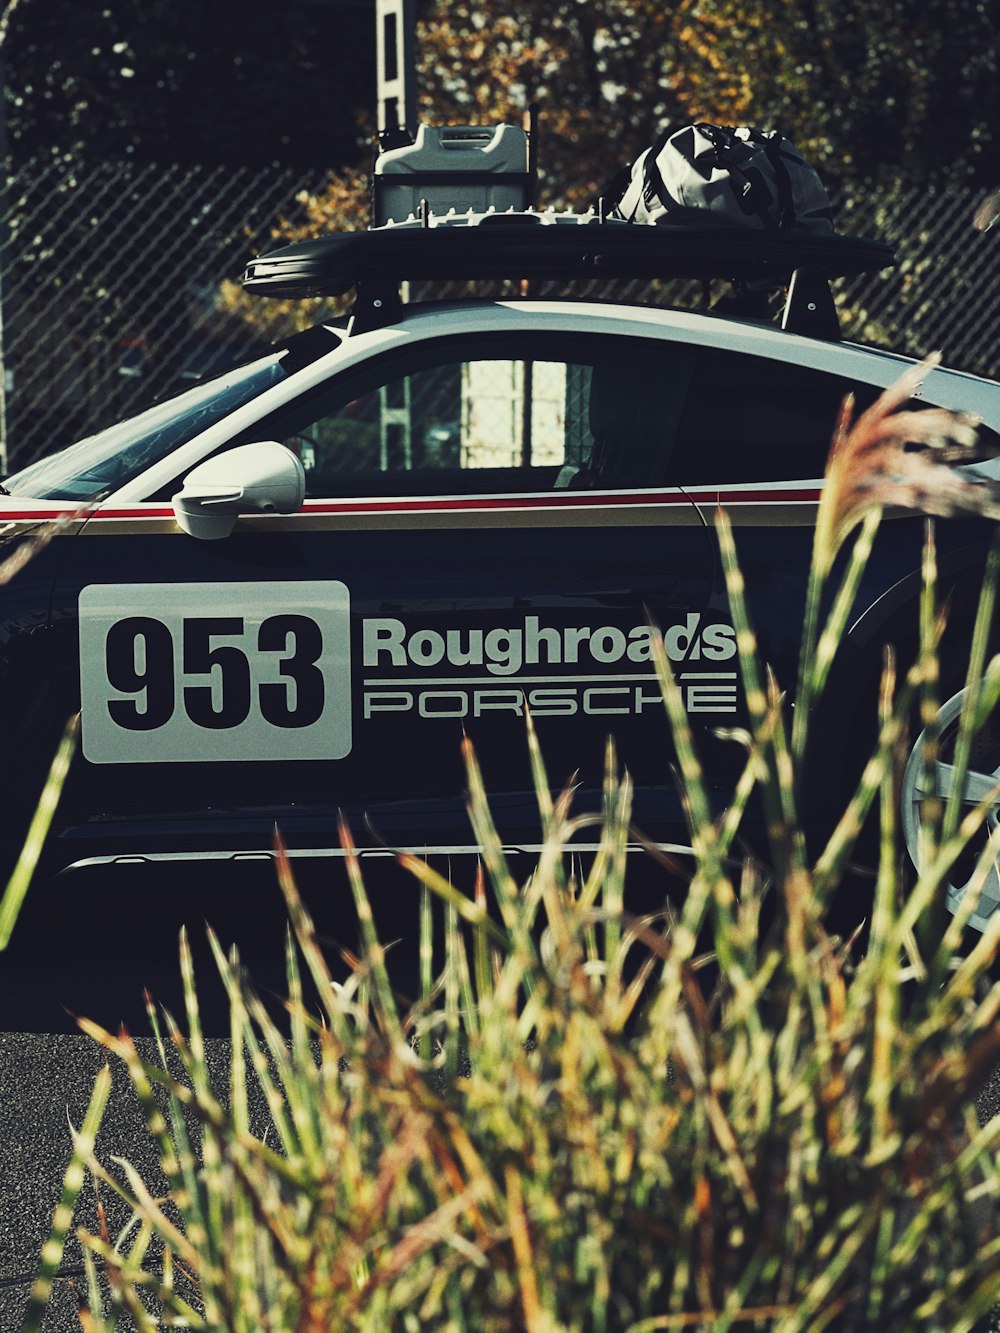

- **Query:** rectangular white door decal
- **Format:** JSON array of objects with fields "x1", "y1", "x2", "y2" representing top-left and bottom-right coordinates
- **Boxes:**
[{"x1": 79, "y1": 581, "x2": 352, "y2": 763}]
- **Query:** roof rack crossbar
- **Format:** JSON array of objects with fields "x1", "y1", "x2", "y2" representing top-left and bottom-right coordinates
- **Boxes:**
[{"x1": 242, "y1": 212, "x2": 896, "y2": 341}]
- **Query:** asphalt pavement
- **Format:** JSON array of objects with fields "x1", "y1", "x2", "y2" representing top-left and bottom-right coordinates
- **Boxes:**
[
  {"x1": 0, "y1": 864, "x2": 311, "y2": 1330},
  {"x1": 0, "y1": 1029, "x2": 266, "y2": 1331}
]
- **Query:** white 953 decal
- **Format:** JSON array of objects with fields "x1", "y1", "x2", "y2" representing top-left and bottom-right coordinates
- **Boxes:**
[{"x1": 78, "y1": 582, "x2": 351, "y2": 763}]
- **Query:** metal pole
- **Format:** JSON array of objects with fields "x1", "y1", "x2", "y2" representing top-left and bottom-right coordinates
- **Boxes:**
[{"x1": 375, "y1": 0, "x2": 416, "y2": 149}]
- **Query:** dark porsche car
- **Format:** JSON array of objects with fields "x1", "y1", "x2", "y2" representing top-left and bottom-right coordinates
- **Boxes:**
[{"x1": 2, "y1": 211, "x2": 999, "y2": 957}]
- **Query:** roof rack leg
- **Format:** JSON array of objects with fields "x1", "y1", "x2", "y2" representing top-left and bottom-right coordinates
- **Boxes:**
[
  {"x1": 781, "y1": 267, "x2": 841, "y2": 341},
  {"x1": 349, "y1": 267, "x2": 403, "y2": 335}
]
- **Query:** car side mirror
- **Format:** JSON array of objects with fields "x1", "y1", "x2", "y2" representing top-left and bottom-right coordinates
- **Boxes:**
[{"x1": 172, "y1": 441, "x2": 306, "y2": 540}]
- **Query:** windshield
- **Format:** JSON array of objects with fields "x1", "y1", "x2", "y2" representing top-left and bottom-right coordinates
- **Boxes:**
[{"x1": 3, "y1": 356, "x2": 289, "y2": 502}]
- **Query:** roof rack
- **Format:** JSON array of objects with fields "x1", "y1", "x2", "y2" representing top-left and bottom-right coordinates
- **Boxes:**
[{"x1": 242, "y1": 208, "x2": 896, "y2": 341}]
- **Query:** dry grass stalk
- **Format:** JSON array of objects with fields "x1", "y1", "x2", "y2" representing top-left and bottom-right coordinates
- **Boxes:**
[{"x1": 815, "y1": 354, "x2": 993, "y2": 576}]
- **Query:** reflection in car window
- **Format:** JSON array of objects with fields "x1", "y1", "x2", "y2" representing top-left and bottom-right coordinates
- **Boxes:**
[
  {"x1": 252, "y1": 335, "x2": 693, "y2": 498},
  {"x1": 4, "y1": 357, "x2": 288, "y2": 502},
  {"x1": 289, "y1": 358, "x2": 584, "y2": 486}
]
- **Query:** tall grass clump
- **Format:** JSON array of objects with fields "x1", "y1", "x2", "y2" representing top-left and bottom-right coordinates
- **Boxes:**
[{"x1": 25, "y1": 362, "x2": 1000, "y2": 1330}]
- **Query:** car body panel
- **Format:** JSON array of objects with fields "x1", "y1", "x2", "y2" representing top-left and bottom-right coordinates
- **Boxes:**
[
  {"x1": 41, "y1": 492, "x2": 716, "y2": 862},
  {"x1": 2, "y1": 256, "x2": 999, "y2": 878}
]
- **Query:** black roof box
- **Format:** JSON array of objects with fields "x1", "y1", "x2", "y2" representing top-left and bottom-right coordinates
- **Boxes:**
[
  {"x1": 242, "y1": 210, "x2": 895, "y2": 341},
  {"x1": 243, "y1": 210, "x2": 894, "y2": 297}
]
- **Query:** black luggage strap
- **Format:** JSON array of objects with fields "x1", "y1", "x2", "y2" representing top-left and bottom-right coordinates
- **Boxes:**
[
  {"x1": 641, "y1": 127, "x2": 681, "y2": 216},
  {"x1": 761, "y1": 130, "x2": 795, "y2": 230}
]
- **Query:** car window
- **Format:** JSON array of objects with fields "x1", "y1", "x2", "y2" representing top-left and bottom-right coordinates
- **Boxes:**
[
  {"x1": 290, "y1": 357, "x2": 586, "y2": 493},
  {"x1": 669, "y1": 349, "x2": 881, "y2": 485},
  {"x1": 244, "y1": 334, "x2": 696, "y2": 498}
]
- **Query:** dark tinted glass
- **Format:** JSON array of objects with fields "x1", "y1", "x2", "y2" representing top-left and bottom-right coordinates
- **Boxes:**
[
  {"x1": 244, "y1": 333, "x2": 696, "y2": 498},
  {"x1": 669, "y1": 349, "x2": 875, "y2": 485}
]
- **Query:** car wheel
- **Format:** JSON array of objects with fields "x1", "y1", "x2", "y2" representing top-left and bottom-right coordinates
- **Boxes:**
[{"x1": 900, "y1": 684, "x2": 1000, "y2": 932}]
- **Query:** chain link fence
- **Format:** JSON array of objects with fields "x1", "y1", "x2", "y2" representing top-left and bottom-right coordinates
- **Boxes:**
[
  {"x1": 0, "y1": 158, "x2": 331, "y2": 472},
  {"x1": 0, "y1": 158, "x2": 997, "y2": 472}
]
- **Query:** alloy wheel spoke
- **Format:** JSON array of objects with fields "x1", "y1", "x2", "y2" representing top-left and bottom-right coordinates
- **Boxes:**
[
  {"x1": 913, "y1": 761, "x2": 1000, "y2": 807},
  {"x1": 953, "y1": 860, "x2": 1000, "y2": 920}
]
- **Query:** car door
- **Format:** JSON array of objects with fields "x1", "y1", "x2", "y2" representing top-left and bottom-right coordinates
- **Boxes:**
[{"x1": 48, "y1": 324, "x2": 723, "y2": 870}]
